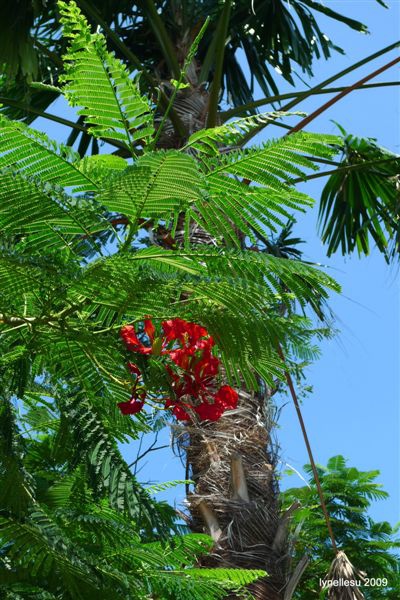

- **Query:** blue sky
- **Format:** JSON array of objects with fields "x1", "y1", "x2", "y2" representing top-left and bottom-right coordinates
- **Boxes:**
[
  {"x1": 33, "y1": 1, "x2": 399, "y2": 525},
  {"x1": 274, "y1": 0, "x2": 400, "y2": 525}
]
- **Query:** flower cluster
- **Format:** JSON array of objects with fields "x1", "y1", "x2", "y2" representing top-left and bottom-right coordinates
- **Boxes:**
[{"x1": 118, "y1": 318, "x2": 238, "y2": 422}]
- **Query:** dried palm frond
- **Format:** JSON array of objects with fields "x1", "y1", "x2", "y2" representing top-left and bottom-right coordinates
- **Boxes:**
[{"x1": 323, "y1": 551, "x2": 366, "y2": 600}]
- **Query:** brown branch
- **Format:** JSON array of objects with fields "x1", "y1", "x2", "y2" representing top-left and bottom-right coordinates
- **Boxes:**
[
  {"x1": 277, "y1": 344, "x2": 338, "y2": 554},
  {"x1": 287, "y1": 55, "x2": 400, "y2": 136}
]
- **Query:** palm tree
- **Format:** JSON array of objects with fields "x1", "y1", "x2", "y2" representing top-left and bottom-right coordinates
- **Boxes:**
[{"x1": 1, "y1": 2, "x2": 398, "y2": 598}]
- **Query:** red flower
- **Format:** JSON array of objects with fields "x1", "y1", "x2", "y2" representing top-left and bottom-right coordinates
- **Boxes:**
[
  {"x1": 119, "y1": 318, "x2": 237, "y2": 423},
  {"x1": 120, "y1": 325, "x2": 152, "y2": 354},
  {"x1": 162, "y1": 318, "x2": 210, "y2": 347},
  {"x1": 214, "y1": 385, "x2": 238, "y2": 410},
  {"x1": 195, "y1": 402, "x2": 224, "y2": 422},
  {"x1": 117, "y1": 398, "x2": 144, "y2": 415}
]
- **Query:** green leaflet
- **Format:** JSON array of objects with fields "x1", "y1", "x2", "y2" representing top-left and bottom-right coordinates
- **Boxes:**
[
  {"x1": 183, "y1": 111, "x2": 305, "y2": 156},
  {"x1": 213, "y1": 132, "x2": 340, "y2": 185},
  {"x1": 182, "y1": 568, "x2": 267, "y2": 585},
  {"x1": 0, "y1": 115, "x2": 95, "y2": 191},
  {"x1": 0, "y1": 170, "x2": 109, "y2": 254},
  {"x1": 98, "y1": 151, "x2": 203, "y2": 219},
  {"x1": 0, "y1": 400, "x2": 36, "y2": 517}
]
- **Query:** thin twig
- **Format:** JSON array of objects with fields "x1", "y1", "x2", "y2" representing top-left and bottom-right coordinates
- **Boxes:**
[
  {"x1": 221, "y1": 81, "x2": 400, "y2": 121},
  {"x1": 287, "y1": 55, "x2": 400, "y2": 136},
  {"x1": 287, "y1": 156, "x2": 400, "y2": 185},
  {"x1": 277, "y1": 344, "x2": 338, "y2": 554}
]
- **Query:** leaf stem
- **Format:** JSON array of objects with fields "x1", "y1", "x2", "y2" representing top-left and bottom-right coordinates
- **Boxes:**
[
  {"x1": 222, "y1": 81, "x2": 400, "y2": 121},
  {"x1": 288, "y1": 156, "x2": 400, "y2": 185},
  {"x1": 0, "y1": 97, "x2": 86, "y2": 132},
  {"x1": 151, "y1": 18, "x2": 210, "y2": 147}
]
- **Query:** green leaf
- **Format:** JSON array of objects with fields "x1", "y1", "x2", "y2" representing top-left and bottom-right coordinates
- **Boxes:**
[
  {"x1": 0, "y1": 115, "x2": 95, "y2": 191},
  {"x1": 59, "y1": 0, "x2": 154, "y2": 152}
]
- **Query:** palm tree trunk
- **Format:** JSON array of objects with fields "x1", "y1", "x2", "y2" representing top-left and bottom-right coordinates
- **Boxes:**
[
  {"x1": 183, "y1": 390, "x2": 291, "y2": 599},
  {"x1": 169, "y1": 217, "x2": 297, "y2": 599}
]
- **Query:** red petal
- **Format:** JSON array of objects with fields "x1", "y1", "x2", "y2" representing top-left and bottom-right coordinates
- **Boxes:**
[
  {"x1": 144, "y1": 319, "x2": 156, "y2": 342},
  {"x1": 169, "y1": 348, "x2": 191, "y2": 370},
  {"x1": 172, "y1": 403, "x2": 191, "y2": 421},
  {"x1": 162, "y1": 318, "x2": 210, "y2": 346},
  {"x1": 193, "y1": 352, "x2": 220, "y2": 381},
  {"x1": 117, "y1": 400, "x2": 144, "y2": 415},
  {"x1": 186, "y1": 322, "x2": 208, "y2": 343},
  {"x1": 162, "y1": 318, "x2": 186, "y2": 341},
  {"x1": 195, "y1": 402, "x2": 224, "y2": 421},
  {"x1": 194, "y1": 337, "x2": 215, "y2": 351},
  {"x1": 214, "y1": 385, "x2": 238, "y2": 410},
  {"x1": 127, "y1": 362, "x2": 141, "y2": 376},
  {"x1": 120, "y1": 325, "x2": 150, "y2": 353},
  {"x1": 120, "y1": 325, "x2": 140, "y2": 347}
]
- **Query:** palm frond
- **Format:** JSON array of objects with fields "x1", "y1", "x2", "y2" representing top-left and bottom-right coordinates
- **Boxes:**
[{"x1": 318, "y1": 129, "x2": 400, "y2": 260}]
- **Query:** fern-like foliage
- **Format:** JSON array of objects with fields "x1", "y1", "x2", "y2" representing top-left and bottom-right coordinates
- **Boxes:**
[
  {"x1": 0, "y1": 398, "x2": 35, "y2": 516},
  {"x1": 0, "y1": 1, "x2": 343, "y2": 257},
  {"x1": 0, "y1": 0, "x2": 341, "y2": 528},
  {"x1": 59, "y1": 1, "x2": 154, "y2": 152},
  {"x1": 0, "y1": 453, "x2": 265, "y2": 599},
  {"x1": 0, "y1": 115, "x2": 94, "y2": 191},
  {"x1": 182, "y1": 111, "x2": 305, "y2": 156}
]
